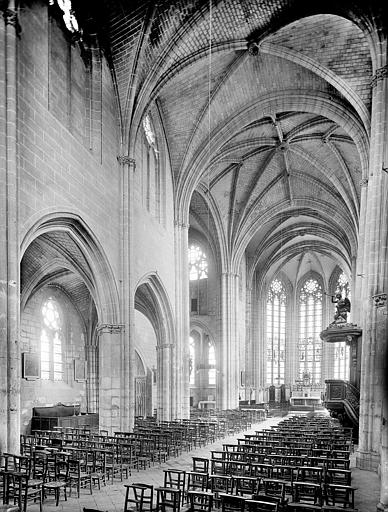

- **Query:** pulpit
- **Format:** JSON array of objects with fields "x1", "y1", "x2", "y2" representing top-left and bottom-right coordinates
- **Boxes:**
[{"x1": 320, "y1": 323, "x2": 362, "y2": 389}]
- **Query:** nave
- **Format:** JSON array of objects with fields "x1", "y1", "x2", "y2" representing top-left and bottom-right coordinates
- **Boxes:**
[{"x1": 2, "y1": 414, "x2": 379, "y2": 512}]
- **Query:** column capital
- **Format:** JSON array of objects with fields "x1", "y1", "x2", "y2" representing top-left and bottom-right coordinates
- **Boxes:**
[
  {"x1": 156, "y1": 343, "x2": 173, "y2": 351},
  {"x1": 96, "y1": 323, "x2": 125, "y2": 334},
  {"x1": 117, "y1": 155, "x2": 136, "y2": 168},
  {"x1": 174, "y1": 221, "x2": 189, "y2": 229},
  {"x1": 359, "y1": 178, "x2": 368, "y2": 187},
  {"x1": 2, "y1": 8, "x2": 17, "y2": 26},
  {"x1": 372, "y1": 292, "x2": 387, "y2": 309},
  {"x1": 370, "y1": 65, "x2": 388, "y2": 88}
]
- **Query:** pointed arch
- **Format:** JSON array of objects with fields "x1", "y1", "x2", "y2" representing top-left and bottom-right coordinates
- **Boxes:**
[
  {"x1": 134, "y1": 272, "x2": 176, "y2": 348},
  {"x1": 20, "y1": 212, "x2": 120, "y2": 325}
]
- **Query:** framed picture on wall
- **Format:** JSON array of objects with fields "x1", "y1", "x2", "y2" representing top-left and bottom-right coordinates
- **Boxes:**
[
  {"x1": 22, "y1": 352, "x2": 40, "y2": 380},
  {"x1": 74, "y1": 359, "x2": 86, "y2": 382}
]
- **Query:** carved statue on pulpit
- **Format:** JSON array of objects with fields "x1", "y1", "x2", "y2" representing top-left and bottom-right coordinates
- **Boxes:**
[{"x1": 331, "y1": 293, "x2": 351, "y2": 323}]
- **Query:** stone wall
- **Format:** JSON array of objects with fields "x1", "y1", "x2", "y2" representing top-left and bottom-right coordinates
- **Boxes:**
[{"x1": 18, "y1": 1, "x2": 120, "y2": 275}]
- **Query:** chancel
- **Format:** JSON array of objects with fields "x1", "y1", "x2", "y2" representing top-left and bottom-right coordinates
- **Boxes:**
[{"x1": 0, "y1": 1, "x2": 387, "y2": 511}]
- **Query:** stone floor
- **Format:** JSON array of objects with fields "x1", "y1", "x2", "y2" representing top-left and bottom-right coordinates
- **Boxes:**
[{"x1": 20, "y1": 416, "x2": 380, "y2": 512}]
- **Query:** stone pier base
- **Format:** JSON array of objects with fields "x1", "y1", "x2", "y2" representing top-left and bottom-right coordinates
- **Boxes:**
[{"x1": 356, "y1": 449, "x2": 380, "y2": 471}]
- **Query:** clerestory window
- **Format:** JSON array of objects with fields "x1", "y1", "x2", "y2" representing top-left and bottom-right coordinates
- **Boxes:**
[
  {"x1": 49, "y1": 0, "x2": 79, "y2": 33},
  {"x1": 189, "y1": 245, "x2": 208, "y2": 281}
]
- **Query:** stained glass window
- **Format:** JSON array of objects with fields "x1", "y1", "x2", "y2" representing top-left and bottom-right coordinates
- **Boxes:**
[
  {"x1": 189, "y1": 245, "x2": 208, "y2": 280},
  {"x1": 333, "y1": 271, "x2": 350, "y2": 380},
  {"x1": 143, "y1": 114, "x2": 157, "y2": 148},
  {"x1": 41, "y1": 298, "x2": 63, "y2": 380},
  {"x1": 50, "y1": 0, "x2": 79, "y2": 32},
  {"x1": 266, "y1": 279, "x2": 286, "y2": 385},
  {"x1": 208, "y1": 342, "x2": 216, "y2": 385},
  {"x1": 298, "y1": 278, "x2": 322, "y2": 384}
]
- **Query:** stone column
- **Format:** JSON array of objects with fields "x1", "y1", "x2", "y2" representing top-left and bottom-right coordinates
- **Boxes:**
[
  {"x1": 219, "y1": 272, "x2": 239, "y2": 409},
  {"x1": 356, "y1": 57, "x2": 388, "y2": 491},
  {"x1": 97, "y1": 323, "x2": 124, "y2": 433},
  {"x1": 245, "y1": 286, "x2": 253, "y2": 400},
  {"x1": 250, "y1": 283, "x2": 265, "y2": 402},
  {"x1": 156, "y1": 343, "x2": 172, "y2": 421},
  {"x1": 174, "y1": 221, "x2": 190, "y2": 419},
  {"x1": 0, "y1": 3, "x2": 19, "y2": 454},
  {"x1": 117, "y1": 155, "x2": 136, "y2": 431},
  {"x1": 86, "y1": 333, "x2": 98, "y2": 413}
]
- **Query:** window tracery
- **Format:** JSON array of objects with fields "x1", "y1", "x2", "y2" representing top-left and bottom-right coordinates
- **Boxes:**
[
  {"x1": 266, "y1": 278, "x2": 286, "y2": 386},
  {"x1": 298, "y1": 278, "x2": 322, "y2": 384},
  {"x1": 189, "y1": 245, "x2": 208, "y2": 281},
  {"x1": 143, "y1": 114, "x2": 157, "y2": 149},
  {"x1": 41, "y1": 298, "x2": 63, "y2": 380},
  {"x1": 49, "y1": 0, "x2": 79, "y2": 33}
]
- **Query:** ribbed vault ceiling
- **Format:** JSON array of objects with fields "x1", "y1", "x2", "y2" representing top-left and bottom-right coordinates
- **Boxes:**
[
  {"x1": 73, "y1": 0, "x2": 377, "y2": 284},
  {"x1": 21, "y1": 233, "x2": 96, "y2": 326}
]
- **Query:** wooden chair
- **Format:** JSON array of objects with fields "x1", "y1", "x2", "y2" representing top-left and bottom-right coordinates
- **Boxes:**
[
  {"x1": 232, "y1": 475, "x2": 258, "y2": 497},
  {"x1": 261, "y1": 479, "x2": 288, "y2": 509},
  {"x1": 219, "y1": 493, "x2": 246, "y2": 512},
  {"x1": 186, "y1": 490, "x2": 214, "y2": 512},
  {"x1": 325, "y1": 469, "x2": 351, "y2": 486},
  {"x1": 164, "y1": 469, "x2": 186, "y2": 504},
  {"x1": 155, "y1": 487, "x2": 182, "y2": 512},
  {"x1": 43, "y1": 477, "x2": 68, "y2": 506},
  {"x1": 9, "y1": 473, "x2": 43, "y2": 512},
  {"x1": 40, "y1": 452, "x2": 67, "y2": 506},
  {"x1": 291, "y1": 482, "x2": 322, "y2": 507},
  {"x1": 271, "y1": 466, "x2": 294, "y2": 494},
  {"x1": 209, "y1": 475, "x2": 233, "y2": 508},
  {"x1": 296, "y1": 467, "x2": 324, "y2": 486},
  {"x1": 66, "y1": 458, "x2": 92, "y2": 498},
  {"x1": 211, "y1": 460, "x2": 230, "y2": 476},
  {"x1": 124, "y1": 483, "x2": 153, "y2": 512},
  {"x1": 104, "y1": 449, "x2": 126, "y2": 483},
  {"x1": 250, "y1": 464, "x2": 273, "y2": 480},
  {"x1": 324, "y1": 484, "x2": 356, "y2": 509},
  {"x1": 187, "y1": 472, "x2": 209, "y2": 493},
  {"x1": 193, "y1": 457, "x2": 210, "y2": 473}
]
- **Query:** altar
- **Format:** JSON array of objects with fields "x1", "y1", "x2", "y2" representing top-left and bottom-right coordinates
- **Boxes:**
[{"x1": 30, "y1": 403, "x2": 98, "y2": 432}]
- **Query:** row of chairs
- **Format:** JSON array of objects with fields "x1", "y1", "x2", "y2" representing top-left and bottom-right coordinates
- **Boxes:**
[
  {"x1": 123, "y1": 479, "x2": 356, "y2": 512},
  {"x1": 5, "y1": 408, "x2": 262, "y2": 512},
  {"x1": 120, "y1": 415, "x2": 356, "y2": 512}
]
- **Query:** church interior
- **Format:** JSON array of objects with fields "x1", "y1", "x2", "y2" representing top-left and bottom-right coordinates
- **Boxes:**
[{"x1": 0, "y1": 0, "x2": 388, "y2": 510}]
